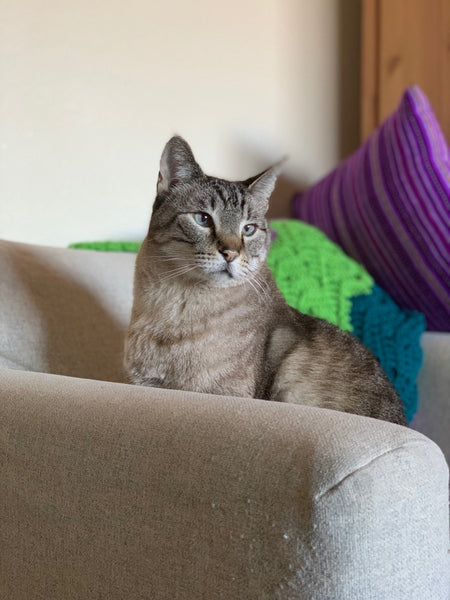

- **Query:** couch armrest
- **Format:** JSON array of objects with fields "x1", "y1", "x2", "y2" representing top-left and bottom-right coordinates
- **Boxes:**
[
  {"x1": 412, "y1": 332, "x2": 450, "y2": 465},
  {"x1": 1, "y1": 370, "x2": 448, "y2": 600}
]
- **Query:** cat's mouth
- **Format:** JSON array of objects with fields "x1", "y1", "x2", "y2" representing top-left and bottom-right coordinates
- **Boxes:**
[
  {"x1": 213, "y1": 266, "x2": 234, "y2": 280},
  {"x1": 195, "y1": 257, "x2": 245, "y2": 286},
  {"x1": 222, "y1": 264, "x2": 235, "y2": 278},
  {"x1": 208, "y1": 263, "x2": 239, "y2": 284}
]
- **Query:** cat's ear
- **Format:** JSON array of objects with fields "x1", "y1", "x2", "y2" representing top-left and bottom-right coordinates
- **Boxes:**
[
  {"x1": 157, "y1": 136, "x2": 203, "y2": 194},
  {"x1": 243, "y1": 160, "x2": 285, "y2": 203}
]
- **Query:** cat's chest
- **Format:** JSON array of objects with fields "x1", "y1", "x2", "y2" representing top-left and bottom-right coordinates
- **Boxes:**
[{"x1": 132, "y1": 284, "x2": 260, "y2": 395}]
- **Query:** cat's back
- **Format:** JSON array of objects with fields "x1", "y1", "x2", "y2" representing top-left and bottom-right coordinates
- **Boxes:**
[{"x1": 267, "y1": 306, "x2": 407, "y2": 424}]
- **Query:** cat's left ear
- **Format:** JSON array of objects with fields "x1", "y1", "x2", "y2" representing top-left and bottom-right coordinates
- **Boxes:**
[
  {"x1": 157, "y1": 136, "x2": 203, "y2": 194},
  {"x1": 244, "y1": 160, "x2": 285, "y2": 204}
]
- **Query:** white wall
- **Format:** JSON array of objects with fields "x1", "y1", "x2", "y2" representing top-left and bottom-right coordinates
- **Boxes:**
[{"x1": 0, "y1": 0, "x2": 358, "y2": 247}]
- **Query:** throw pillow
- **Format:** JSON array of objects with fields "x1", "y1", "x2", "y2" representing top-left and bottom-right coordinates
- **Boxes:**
[{"x1": 292, "y1": 85, "x2": 449, "y2": 332}]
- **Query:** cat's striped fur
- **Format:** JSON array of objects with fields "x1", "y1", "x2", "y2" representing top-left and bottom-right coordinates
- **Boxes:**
[{"x1": 124, "y1": 136, "x2": 406, "y2": 425}]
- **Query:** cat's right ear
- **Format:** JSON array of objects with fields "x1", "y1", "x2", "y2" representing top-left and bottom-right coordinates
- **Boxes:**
[
  {"x1": 157, "y1": 136, "x2": 203, "y2": 194},
  {"x1": 243, "y1": 159, "x2": 286, "y2": 205}
]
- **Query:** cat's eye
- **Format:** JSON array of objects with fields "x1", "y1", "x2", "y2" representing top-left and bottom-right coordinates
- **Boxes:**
[
  {"x1": 193, "y1": 212, "x2": 213, "y2": 228},
  {"x1": 242, "y1": 223, "x2": 257, "y2": 237}
]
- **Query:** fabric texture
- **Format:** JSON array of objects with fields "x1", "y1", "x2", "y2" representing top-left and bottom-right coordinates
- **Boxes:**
[
  {"x1": 292, "y1": 85, "x2": 450, "y2": 332},
  {"x1": 412, "y1": 332, "x2": 450, "y2": 463},
  {"x1": 350, "y1": 286, "x2": 425, "y2": 422},
  {"x1": 69, "y1": 221, "x2": 426, "y2": 422},
  {"x1": 1, "y1": 368, "x2": 449, "y2": 600},
  {"x1": 69, "y1": 240, "x2": 140, "y2": 252},
  {"x1": 266, "y1": 221, "x2": 374, "y2": 332},
  {"x1": 0, "y1": 240, "x2": 135, "y2": 382}
]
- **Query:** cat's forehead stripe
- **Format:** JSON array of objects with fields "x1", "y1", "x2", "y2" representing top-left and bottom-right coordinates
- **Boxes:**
[
  {"x1": 209, "y1": 180, "x2": 246, "y2": 211},
  {"x1": 210, "y1": 180, "x2": 229, "y2": 207}
]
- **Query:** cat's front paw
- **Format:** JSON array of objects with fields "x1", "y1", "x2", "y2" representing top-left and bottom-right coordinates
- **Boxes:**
[{"x1": 139, "y1": 377, "x2": 165, "y2": 388}]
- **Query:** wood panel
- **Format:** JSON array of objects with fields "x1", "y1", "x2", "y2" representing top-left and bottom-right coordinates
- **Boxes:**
[
  {"x1": 361, "y1": 0, "x2": 450, "y2": 141},
  {"x1": 361, "y1": 0, "x2": 379, "y2": 141}
]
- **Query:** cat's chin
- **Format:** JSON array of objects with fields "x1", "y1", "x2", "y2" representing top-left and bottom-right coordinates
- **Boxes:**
[{"x1": 206, "y1": 269, "x2": 245, "y2": 289}]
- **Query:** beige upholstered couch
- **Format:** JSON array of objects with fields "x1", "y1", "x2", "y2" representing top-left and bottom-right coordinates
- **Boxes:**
[{"x1": 1, "y1": 239, "x2": 449, "y2": 600}]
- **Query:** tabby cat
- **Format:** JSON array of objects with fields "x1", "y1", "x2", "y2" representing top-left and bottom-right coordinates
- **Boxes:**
[{"x1": 124, "y1": 136, "x2": 406, "y2": 425}]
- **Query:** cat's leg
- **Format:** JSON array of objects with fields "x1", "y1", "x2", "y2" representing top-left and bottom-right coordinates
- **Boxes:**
[
  {"x1": 124, "y1": 356, "x2": 167, "y2": 387},
  {"x1": 135, "y1": 377, "x2": 166, "y2": 388},
  {"x1": 264, "y1": 327, "x2": 337, "y2": 409}
]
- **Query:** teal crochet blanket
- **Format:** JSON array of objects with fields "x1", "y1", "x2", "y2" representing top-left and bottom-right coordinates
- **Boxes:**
[{"x1": 71, "y1": 220, "x2": 425, "y2": 421}]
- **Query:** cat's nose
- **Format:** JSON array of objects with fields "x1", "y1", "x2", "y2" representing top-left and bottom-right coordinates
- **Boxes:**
[{"x1": 220, "y1": 249, "x2": 239, "y2": 263}]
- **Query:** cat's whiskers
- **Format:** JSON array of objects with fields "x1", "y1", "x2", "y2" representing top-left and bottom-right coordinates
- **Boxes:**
[
  {"x1": 253, "y1": 272, "x2": 271, "y2": 302},
  {"x1": 246, "y1": 265, "x2": 271, "y2": 303},
  {"x1": 250, "y1": 276, "x2": 271, "y2": 304},
  {"x1": 157, "y1": 264, "x2": 197, "y2": 283},
  {"x1": 246, "y1": 278, "x2": 263, "y2": 303},
  {"x1": 159, "y1": 264, "x2": 196, "y2": 277},
  {"x1": 152, "y1": 254, "x2": 189, "y2": 263}
]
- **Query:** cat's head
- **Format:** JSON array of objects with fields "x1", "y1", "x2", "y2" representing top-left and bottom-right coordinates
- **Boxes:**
[{"x1": 147, "y1": 136, "x2": 281, "y2": 288}]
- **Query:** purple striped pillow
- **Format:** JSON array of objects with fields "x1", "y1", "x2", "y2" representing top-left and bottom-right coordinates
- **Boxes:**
[{"x1": 292, "y1": 86, "x2": 449, "y2": 331}]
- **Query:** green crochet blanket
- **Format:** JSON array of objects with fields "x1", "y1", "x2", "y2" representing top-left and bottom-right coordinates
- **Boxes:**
[{"x1": 70, "y1": 220, "x2": 425, "y2": 421}]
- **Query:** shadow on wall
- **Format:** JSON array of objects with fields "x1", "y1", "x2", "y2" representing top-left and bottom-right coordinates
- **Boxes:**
[
  {"x1": 222, "y1": 136, "x2": 307, "y2": 220},
  {"x1": 270, "y1": 0, "x2": 361, "y2": 218},
  {"x1": 337, "y1": 0, "x2": 361, "y2": 160},
  {"x1": 2, "y1": 242, "x2": 128, "y2": 383},
  {"x1": 223, "y1": 0, "x2": 361, "y2": 220},
  {"x1": 267, "y1": 175, "x2": 304, "y2": 220}
]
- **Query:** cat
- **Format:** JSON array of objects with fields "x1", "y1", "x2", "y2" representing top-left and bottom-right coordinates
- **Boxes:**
[{"x1": 124, "y1": 136, "x2": 406, "y2": 425}]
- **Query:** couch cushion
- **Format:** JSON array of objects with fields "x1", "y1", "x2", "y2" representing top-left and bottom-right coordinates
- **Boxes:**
[
  {"x1": 292, "y1": 86, "x2": 450, "y2": 332},
  {"x1": 2, "y1": 369, "x2": 449, "y2": 600},
  {"x1": 411, "y1": 332, "x2": 450, "y2": 464},
  {"x1": 0, "y1": 240, "x2": 135, "y2": 381}
]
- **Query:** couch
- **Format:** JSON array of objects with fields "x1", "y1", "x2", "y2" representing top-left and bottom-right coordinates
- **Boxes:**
[{"x1": 1, "y1": 239, "x2": 449, "y2": 600}]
